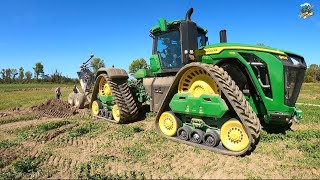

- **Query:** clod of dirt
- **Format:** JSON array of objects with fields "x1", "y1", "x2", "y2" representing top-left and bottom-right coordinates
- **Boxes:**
[
  {"x1": 31, "y1": 99, "x2": 78, "y2": 118},
  {"x1": 11, "y1": 107, "x2": 20, "y2": 111},
  {"x1": 0, "y1": 112, "x2": 7, "y2": 117}
]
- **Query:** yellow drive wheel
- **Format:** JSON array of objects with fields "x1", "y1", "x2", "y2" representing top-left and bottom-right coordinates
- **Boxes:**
[
  {"x1": 220, "y1": 119, "x2": 249, "y2": 152},
  {"x1": 158, "y1": 111, "x2": 182, "y2": 137},
  {"x1": 99, "y1": 77, "x2": 112, "y2": 96},
  {"x1": 112, "y1": 105, "x2": 121, "y2": 122},
  {"x1": 92, "y1": 100, "x2": 102, "y2": 116},
  {"x1": 178, "y1": 67, "x2": 220, "y2": 97}
]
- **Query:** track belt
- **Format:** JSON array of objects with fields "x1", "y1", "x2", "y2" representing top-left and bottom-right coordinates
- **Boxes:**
[{"x1": 92, "y1": 74, "x2": 138, "y2": 123}]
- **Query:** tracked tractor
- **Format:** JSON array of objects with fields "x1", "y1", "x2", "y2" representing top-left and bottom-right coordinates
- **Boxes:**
[{"x1": 90, "y1": 8, "x2": 306, "y2": 156}]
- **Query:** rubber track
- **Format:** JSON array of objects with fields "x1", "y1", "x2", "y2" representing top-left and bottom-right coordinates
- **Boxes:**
[
  {"x1": 99, "y1": 74, "x2": 138, "y2": 123},
  {"x1": 156, "y1": 62, "x2": 261, "y2": 156},
  {"x1": 204, "y1": 63, "x2": 261, "y2": 154}
]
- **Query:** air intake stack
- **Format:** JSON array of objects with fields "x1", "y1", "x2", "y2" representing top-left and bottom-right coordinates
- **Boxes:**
[{"x1": 220, "y1": 30, "x2": 227, "y2": 43}]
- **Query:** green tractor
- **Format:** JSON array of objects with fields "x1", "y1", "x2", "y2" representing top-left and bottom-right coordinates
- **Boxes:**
[{"x1": 90, "y1": 8, "x2": 306, "y2": 156}]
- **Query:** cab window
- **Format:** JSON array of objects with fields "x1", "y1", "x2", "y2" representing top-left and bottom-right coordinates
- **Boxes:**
[
  {"x1": 156, "y1": 31, "x2": 181, "y2": 69},
  {"x1": 197, "y1": 34, "x2": 206, "y2": 47}
]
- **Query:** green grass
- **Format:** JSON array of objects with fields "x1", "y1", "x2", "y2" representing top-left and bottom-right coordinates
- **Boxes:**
[
  {"x1": 0, "y1": 114, "x2": 39, "y2": 125},
  {"x1": 116, "y1": 125, "x2": 144, "y2": 139},
  {"x1": 12, "y1": 156, "x2": 42, "y2": 173},
  {"x1": 17, "y1": 120, "x2": 71, "y2": 139},
  {"x1": 296, "y1": 98, "x2": 320, "y2": 104},
  {"x1": 0, "y1": 139, "x2": 19, "y2": 149},
  {"x1": 63, "y1": 122, "x2": 100, "y2": 140},
  {"x1": 296, "y1": 140, "x2": 320, "y2": 167},
  {"x1": 260, "y1": 129, "x2": 320, "y2": 142},
  {"x1": 91, "y1": 154, "x2": 118, "y2": 164},
  {"x1": 258, "y1": 129, "x2": 320, "y2": 167},
  {"x1": 0, "y1": 83, "x2": 75, "y2": 110},
  {"x1": 123, "y1": 143, "x2": 150, "y2": 160},
  {"x1": 299, "y1": 83, "x2": 320, "y2": 95},
  {"x1": 296, "y1": 105, "x2": 320, "y2": 124},
  {"x1": 0, "y1": 89, "x2": 70, "y2": 110},
  {"x1": 0, "y1": 170, "x2": 17, "y2": 179}
]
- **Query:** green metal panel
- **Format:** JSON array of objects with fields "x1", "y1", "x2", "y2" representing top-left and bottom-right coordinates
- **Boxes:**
[
  {"x1": 97, "y1": 94, "x2": 113, "y2": 104},
  {"x1": 199, "y1": 48, "x2": 298, "y2": 124},
  {"x1": 133, "y1": 69, "x2": 147, "y2": 79},
  {"x1": 169, "y1": 93, "x2": 228, "y2": 118},
  {"x1": 150, "y1": 54, "x2": 161, "y2": 73},
  {"x1": 158, "y1": 18, "x2": 167, "y2": 32}
]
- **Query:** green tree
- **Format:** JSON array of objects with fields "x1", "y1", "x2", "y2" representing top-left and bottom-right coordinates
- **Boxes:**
[
  {"x1": 90, "y1": 58, "x2": 105, "y2": 74},
  {"x1": 129, "y1": 58, "x2": 147, "y2": 75},
  {"x1": 50, "y1": 70, "x2": 62, "y2": 83},
  {"x1": 25, "y1": 71, "x2": 32, "y2": 82},
  {"x1": 304, "y1": 75, "x2": 315, "y2": 83},
  {"x1": 19, "y1": 67, "x2": 24, "y2": 81},
  {"x1": 5, "y1": 68, "x2": 12, "y2": 82},
  {"x1": 33, "y1": 62, "x2": 44, "y2": 80},
  {"x1": 305, "y1": 64, "x2": 319, "y2": 82}
]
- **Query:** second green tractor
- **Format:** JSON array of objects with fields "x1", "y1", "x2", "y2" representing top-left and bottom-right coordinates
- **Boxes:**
[{"x1": 89, "y1": 8, "x2": 306, "y2": 156}]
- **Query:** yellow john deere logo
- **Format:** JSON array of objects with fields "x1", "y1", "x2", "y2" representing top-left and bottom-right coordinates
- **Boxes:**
[{"x1": 278, "y1": 55, "x2": 288, "y2": 60}]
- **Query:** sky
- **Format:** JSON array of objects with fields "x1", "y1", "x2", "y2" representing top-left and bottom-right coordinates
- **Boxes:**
[{"x1": 0, "y1": 0, "x2": 319, "y2": 78}]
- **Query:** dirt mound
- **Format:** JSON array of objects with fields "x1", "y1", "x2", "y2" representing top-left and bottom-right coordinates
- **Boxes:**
[{"x1": 31, "y1": 99, "x2": 78, "y2": 118}]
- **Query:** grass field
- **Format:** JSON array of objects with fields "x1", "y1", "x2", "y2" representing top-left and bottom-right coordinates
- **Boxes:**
[
  {"x1": 0, "y1": 84, "x2": 72, "y2": 110},
  {"x1": 0, "y1": 83, "x2": 319, "y2": 179}
]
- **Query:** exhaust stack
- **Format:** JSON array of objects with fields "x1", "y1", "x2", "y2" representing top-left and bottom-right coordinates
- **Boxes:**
[
  {"x1": 185, "y1": 8, "x2": 193, "y2": 21},
  {"x1": 220, "y1": 30, "x2": 227, "y2": 43}
]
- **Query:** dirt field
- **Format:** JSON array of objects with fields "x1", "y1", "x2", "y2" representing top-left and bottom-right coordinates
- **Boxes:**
[{"x1": 0, "y1": 83, "x2": 319, "y2": 179}]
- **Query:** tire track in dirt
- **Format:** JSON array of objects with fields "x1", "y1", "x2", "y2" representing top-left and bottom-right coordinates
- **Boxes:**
[
  {"x1": 0, "y1": 122, "x2": 78, "y2": 170},
  {"x1": 62, "y1": 137, "x2": 104, "y2": 149},
  {"x1": 0, "y1": 117, "x2": 64, "y2": 131},
  {"x1": 0, "y1": 144, "x2": 32, "y2": 168},
  {"x1": 1, "y1": 114, "x2": 124, "y2": 178},
  {"x1": 27, "y1": 150, "x2": 79, "y2": 179},
  {"x1": 34, "y1": 123, "x2": 79, "y2": 143}
]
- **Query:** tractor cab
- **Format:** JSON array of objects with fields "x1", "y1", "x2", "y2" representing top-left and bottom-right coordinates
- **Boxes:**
[{"x1": 148, "y1": 8, "x2": 208, "y2": 75}]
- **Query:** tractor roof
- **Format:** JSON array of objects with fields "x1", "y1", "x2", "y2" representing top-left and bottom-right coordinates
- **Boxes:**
[{"x1": 150, "y1": 19, "x2": 208, "y2": 34}]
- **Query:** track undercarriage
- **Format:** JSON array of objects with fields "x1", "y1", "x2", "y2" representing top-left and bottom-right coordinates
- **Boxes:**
[
  {"x1": 155, "y1": 63, "x2": 261, "y2": 156},
  {"x1": 91, "y1": 74, "x2": 138, "y2": 123}
]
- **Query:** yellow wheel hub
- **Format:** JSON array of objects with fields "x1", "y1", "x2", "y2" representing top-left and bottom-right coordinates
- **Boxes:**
[
  {"x1": 99, "y1": 77, "x2": 112, "y2": 96},
  {"x1": 159, "y1": 112, "x2": 178, "y2": 137},
  {"x1": 220, "y1": 120, "x2": 249, "y2": 152},
  {"x1": 112, "y1": 105, "x2": 121, "y2": 122},
  {"x1": 91, "y1": 100, "x2": 100, "y2": 116},
  {"x1": 178, "y1": 67, "x2": 220, "y2": 97}
]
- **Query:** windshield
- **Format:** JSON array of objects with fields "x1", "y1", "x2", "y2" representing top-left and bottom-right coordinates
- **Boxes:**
[
  {"x1": 156, "y1": 31, "x2": 181, "y2": 69},
  {"x1": 197, "y1": 33, "x2": 206, "y2": 47}
]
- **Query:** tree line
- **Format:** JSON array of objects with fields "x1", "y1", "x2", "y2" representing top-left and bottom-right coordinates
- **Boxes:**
[
  {"x1": 304, "y1": 64, "x2": 320, "y2": 83},
  {"x1": 0, "y1": 57, "x2": 105, "y2": 84}
]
